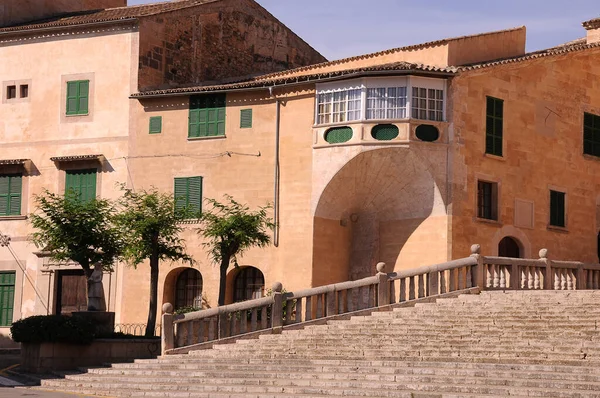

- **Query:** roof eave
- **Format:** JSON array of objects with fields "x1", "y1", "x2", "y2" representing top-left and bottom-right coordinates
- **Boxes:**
[{"x1": 0, "y1": 17, "x2": 137, "y2": 37}]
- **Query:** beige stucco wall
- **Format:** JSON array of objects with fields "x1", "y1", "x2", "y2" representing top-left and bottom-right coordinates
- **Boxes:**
[
  {"x1": 449, "y1": 48, "x2": 600, "y2": 262},
  {"x1": 0, "y1": 27, "x2": 138, "y2": 335}
]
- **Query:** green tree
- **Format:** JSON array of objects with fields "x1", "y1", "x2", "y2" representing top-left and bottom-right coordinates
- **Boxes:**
[
  {"x1": 30, "y1": 190, "x2": 122, "y2": 308},
  {"x1": 114, "y1": 187, "x2": 194, "y2": 337},
  {"x1": 198, "y1": 195, "x2": 274, "y2": 306}
]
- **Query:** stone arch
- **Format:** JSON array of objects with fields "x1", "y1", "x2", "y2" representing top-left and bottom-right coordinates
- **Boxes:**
[
  {"x1": 312, "y1": 147, "x2": 447, "y2": 286},
  {"x1": 491, "y1": 226, "x2": 531, "y2": 258},
  {"x1": 162, "y1": 267, "x2": 203, "y2": 310},
  {"x1": 498, "y1": 236, "x2": 522, "y2": 258},
  {"x1": 226, "y1": 266, "x2": 265, "y2": 304}
]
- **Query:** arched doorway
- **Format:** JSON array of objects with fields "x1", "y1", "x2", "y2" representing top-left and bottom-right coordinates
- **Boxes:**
[
  {"x1": 498, "y1": 237, "x2": 521, "y2": 258},
  {"x1": 175, "y1": 269, "x2": 203, "y2": 310},
  {"x1": 233, "y1": 267, "x2": 265, "y2": 303}
]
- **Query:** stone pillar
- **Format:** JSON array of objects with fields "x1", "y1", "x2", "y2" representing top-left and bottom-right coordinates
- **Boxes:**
[
  {"x1": 161, "y1": 303, "x2": 174, "y2": 356},
  {"x1": 376, "y1": 262, "x2": 389, "y2": 306},
  {"x1": 470, "y1": 244, "x2": 485, "y2": 290},
  {"x1": 539, "y1": 249, "x2": 552, "y2": 290},
  {"x1": 271, "y1": 282, "x2": 283, "y2": 333}
]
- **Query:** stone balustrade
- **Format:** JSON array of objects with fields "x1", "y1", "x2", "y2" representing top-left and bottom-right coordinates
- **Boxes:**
[{"x1": 161, "y1": 244, "x2": 600, "y2": 355}]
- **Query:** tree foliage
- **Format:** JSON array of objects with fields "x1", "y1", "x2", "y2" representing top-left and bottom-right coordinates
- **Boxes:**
[
  {"x1": 114, "y1": 186, "x2": 195, "y2": 336},
  {"x1": 30, "y1": 190, "x2": 122, "y2": 276},
  {"x1": 198, "y1": 195, "x2": 274, "y2": 305}
]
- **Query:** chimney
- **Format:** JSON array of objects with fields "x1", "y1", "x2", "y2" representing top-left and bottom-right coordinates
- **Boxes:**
[
  {"x1": 583, "y1": 17, "x2": 600, "y2": 44},
  {"x1": 0, "y1": 0, "x2": 127, "y2": 28}
]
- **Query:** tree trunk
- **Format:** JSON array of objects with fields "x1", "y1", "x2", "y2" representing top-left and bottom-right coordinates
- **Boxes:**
[
  {"x1": 146, "y1": 233, "x2": 160, "y2": 337},
  {"x1": 218, "y1": 255, "x2": 230, "y2": 306},
  {"x1": 81, "y1": 261, "x2": 93, "y2": 311}
]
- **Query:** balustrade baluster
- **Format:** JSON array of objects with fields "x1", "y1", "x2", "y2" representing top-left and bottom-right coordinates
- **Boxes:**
[
  {"x1": 493, "y1": 265, "x2": 500, "y2": 288},
  {"x1": 176, "y1": 324, "x2": 184, "y2": 347},
  {"x1": 389, "y1": 281, "x2": 397, "y2": 304},
  {"x1": 561, "y1": 269, "x2": 567, "y2": 290},
  {"x1": 305, "y1": 297, "x2": 313, "y2": 321},
  {"x1": 554, "y1": 270, "x2": 560, "y2": 290},
  {"x1": 208, "y1": 317, "x2": 215, "y2": 341},
  {"x1": 261, "y1": 307, "x2": 267, "y2": 329},
  {"x1": 346, "y1": 291, "x2": 353, "y2": 313},
  {"x1": 316, "y1": 294, "x2": 323, "y2": 318},
  {"x1": 450, "y1": 269, "x2": 457, "y2": 291},
  {"x1": 231, "y1": 313, "x2": 238, "y2": 336},
  {"x1": 296, "y1": 298, "x2": 303, "y2": 321},
  {"x1": 521, "y1": 267, "x2": 527, "y2": 289},
  {"x1": 241, "y1": 312, "x2": 247, "y2": 334},
  {"x1": 567, "y1": 270, "x2": 574, "y2": 290},
  {"x1": 594, "y1": 271, "x2": 599, "y2": 289},
  {"x1": 418, "y1": 275, "x2": 425, "y2": 298},
  {"x1": 440, "y1": 270, "x2": 447, "y2": 294},
  {"x1": 368, "y1": 285, "x2": 375, "y2": 307},
  {"x1": 400, "y1": 278, "x2": 406, "y2": 302},
  {"x1": 198, "y1": 319, "x2": 204, "y2": 343},
  {"x1": 251, "y1": 309, "x2": 258, "y2": 332},
  {"x1": 486, "y1": 264, "x2": 493, "y2": 288},
  {"x1": 409, "y1": 276, "x2": 416, "y2": 300},
  {"x1": 499, "y1": 266, "x2": 506, "y2": 289},
  {"x1": 337, "y1": 291, "x2": 344, "y2": 314},
  {"x1": 466, "y1": 266, "x2": 473, "y2": 289},
  {"x1": 285, "y1": 300, "x2": 294, "y2": 324},
  {"x1": 587, "y1": 270, "x2": 593, "y2": 289}
]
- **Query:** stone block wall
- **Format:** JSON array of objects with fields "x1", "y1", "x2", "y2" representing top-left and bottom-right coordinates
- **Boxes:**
[{"x1": 137, "y1": 0, "x2": 326, "y2": 91}]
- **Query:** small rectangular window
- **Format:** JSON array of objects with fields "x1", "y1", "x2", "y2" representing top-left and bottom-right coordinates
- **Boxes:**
[
  {"x1": 550, "y1": 190, "x2": 566, "y2": 228},
  {"x1": 189, "y1": 94, "x2": 226, "y2": 138},
  {"x1": 411, "y1": 87, "x2": 444, "y2": 121},
  {"x1": 149, "y1": 116, "x2": 162, "y2": 134},
  {"x1": 477, "y1": 180, "x2": 498, "y2": 221},
  {"x1": 66, "y1": 80, "x2": 89, "y2": 116},
  {"x1": 65, "y1": 169, "x2": 97, "y2": 203},
  {"x1": 20, "y1": 84, "x2": 28, "y2": 98},
  {"x1": 6, "y1": 85, "x2": 16, "y2": 100},
  {"x1": 0, "y1": 174, "x2": 22, "y2": 216},
  {"x1": 0, "y1": 272, "x2": 15, "y2": 326},
  {"x1": 174, "y1": 176, "x2": 203, "y2": 217},
  {"x1": 240, "y1": 109, "x2": 253, "y2": 128},
  {"x1": 486, "y1": 96, "x2": 503, "y2": 156},
  {"x1": 584, "y1": 112, "x2": 600, "y2": 158}
]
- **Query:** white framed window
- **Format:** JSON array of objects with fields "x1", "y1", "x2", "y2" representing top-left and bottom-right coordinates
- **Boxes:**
[
  {"x1": 366, "y1": 87, "x2": 407, "y2": 120},
  {"x1": 412, "y1": 87, "x2": 444, "y2": 121},
  {"x1": 317, "y1": 89, "x2": 362, "y2": 124}
]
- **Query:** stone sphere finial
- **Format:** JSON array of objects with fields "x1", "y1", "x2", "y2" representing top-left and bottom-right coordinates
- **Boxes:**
[
  {"x1": 272, "y1": 282, "x2": 283, "y2": 293},
  {"x1": 376, "y1": 262, "x2": 386, "y2": 273},
  {"x1": 470, "y1": 244, "x2": 481, "y2": 255},
  {"x1": 539, "y1": 248, "x2": 548, "y2": 259},
  {"x1": 162, "y1": 303, "x2": 173, "y2": 314}
]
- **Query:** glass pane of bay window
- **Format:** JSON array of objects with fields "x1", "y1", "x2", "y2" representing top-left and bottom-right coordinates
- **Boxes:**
[{"x1": 366, "y1": 87, "x2": 407, "y2": 120}]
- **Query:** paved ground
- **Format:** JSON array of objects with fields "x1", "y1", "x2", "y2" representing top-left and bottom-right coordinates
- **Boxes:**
[{"x1": 0, "y1": 388, "x2": 103, "y2": 397}]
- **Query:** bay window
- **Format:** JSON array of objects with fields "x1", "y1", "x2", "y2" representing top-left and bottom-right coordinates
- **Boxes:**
[{"x1": 316, "y1": 77, "x2": 445, "y2": 125}]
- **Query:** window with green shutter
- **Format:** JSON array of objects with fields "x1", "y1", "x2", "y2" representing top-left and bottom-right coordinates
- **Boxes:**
[
  {"x1": 0, "y1": 174, "x2": 22, "y2": 217},
  {"x1": 149, "y1": 116, "x2": 162, "y2": 134},
  {"x1": 65, "y1": 169, "x2": 97, "y2": 203},
  {"x1": 66, "y1": 80, "x2": 89, "y2": 116},
  {"x1": 485, "y1": 96, "x2": 503, "y2": 156},
  {"x1": 240, "y1": 109, "x2": 253, "y2": 129},
  {"x1": 189, "y1": 94, "x2": 226, "y2": 138},
  {"x1": 584, "y1": 112, "x2": 600, "y2": 158},
  {"x1": 0, "y1": 272, "x2": 15, "y2": 327},
  {"x1": 174, "y1": 177, "x2": 203, "y2": 217},
  {"x1": 550, "y1": 190, "x2": 566, "y2": 228}
]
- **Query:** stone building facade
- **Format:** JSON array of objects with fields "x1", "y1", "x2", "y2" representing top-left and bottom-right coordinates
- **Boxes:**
[
  {"x1": 0, "y1": 0, "x2": 325, "y2": 340},
  {"x1": 1, "y1": 0, "x2": 600, "y2": 336}
]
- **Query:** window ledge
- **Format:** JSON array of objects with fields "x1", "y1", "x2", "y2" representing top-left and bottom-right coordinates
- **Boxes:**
[
  {"x1": 178, "y1": 219, "x2": 201, "y2": 225},
  {"x1": 547, "y1": 225, "x2": 568, "y2": 233},
  {"x1": 484, "y1": 153, "x2": 506, "y2": 162},
  {"x1": 66, "y1": 113, "x2": 89, "y2": 117},
  {"x1": 187, "y1": 135, "x2": 226, "y2": 142},
  {"x1": 474, "y1": 217, "x2": 502, "y2": 226},
  {"x1": 0, "y1": 215, "x2": 27, "y2": 221},
  {"x1": 582, "y1": 154, "x2": 600, "y2": 162}
]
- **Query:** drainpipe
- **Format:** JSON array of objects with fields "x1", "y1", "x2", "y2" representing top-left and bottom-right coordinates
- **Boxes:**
[{"x1": 271, "y1": 87, "x2": 281, "y2": 247}]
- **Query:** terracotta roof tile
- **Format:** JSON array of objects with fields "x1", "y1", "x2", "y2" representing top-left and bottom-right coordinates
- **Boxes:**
[
  {"x1": 0, "y1": 0, "x2": 219, "y2": 33},
  {"x1": 583, "y1": 17, "x2": 600, "y2": 30},
  {"x1": 50, "y1": 154, "x2": 104, "y2": 162},
  {"x1": 0, "y1": 159, "x2": 29, "y2": 165},
  {"x1": 132, "y1": 61, "x2": 457, "y2": 98}
]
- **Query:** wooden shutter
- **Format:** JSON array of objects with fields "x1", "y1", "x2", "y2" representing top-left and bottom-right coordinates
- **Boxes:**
[
  {"x1": 78, "y1": 81, "x2": 89, "y2": 114},
  {"x1": 0, "y1": 175, "x2": 22, "y2": 216},
  {"x1": 66, "y1": 170, "x2": 97, "y2": 202},
  {"x1": 66, "y1": 81, "x2": 78, "y2": 115},
  {"x1": 149, "y1": 116, "x2": 162, "y2": 134},
  {"x1": 0, "y1": 176, "x2": 9, "y2": 216},
  {"x1": 187, "y1": 176, "x2": 203, "y2": 215},
  {"x1": 188, "y1": 94, "x2": 226, "y2": 138},
  {"x1": 240, "y1": 109, "x2": 252, "y2": 128},
  {"x1": 0, "y1": 272, "x2": 15, "y2": 326},
  {"x1": 174, "y1": 178, "x2": 188, "y2": 212}
]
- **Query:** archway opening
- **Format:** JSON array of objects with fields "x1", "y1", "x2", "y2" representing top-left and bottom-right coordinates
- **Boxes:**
[
  {"x1": 175, "y1": 268, "x2": 203, "y2": 310},
  {"x1": 498, "y1": 236, "x2": 521, "y2": 258},
  {"x1": 233, "y1": 267, "x2": 265, "y2": 303}
]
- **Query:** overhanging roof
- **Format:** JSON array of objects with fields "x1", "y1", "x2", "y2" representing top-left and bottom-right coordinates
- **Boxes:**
[{"x1": 50, "y1": 154, "x2": 104, "y2": 162}]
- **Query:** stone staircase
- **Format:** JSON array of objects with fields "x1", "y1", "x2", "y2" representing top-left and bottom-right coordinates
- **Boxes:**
[{"x1": 36, "y1": 290, "x2": 600, "y2": 397}]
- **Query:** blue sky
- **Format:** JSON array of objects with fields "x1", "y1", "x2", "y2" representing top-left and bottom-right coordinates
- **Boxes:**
[{"x1": 129, "y1": 0, "x2": 599, "y2": 61}]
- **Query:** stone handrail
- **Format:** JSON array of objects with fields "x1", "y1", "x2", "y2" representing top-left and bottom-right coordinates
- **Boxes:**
[{"x1": 161, "y1": 244, "x2": 600, "y2": 354}]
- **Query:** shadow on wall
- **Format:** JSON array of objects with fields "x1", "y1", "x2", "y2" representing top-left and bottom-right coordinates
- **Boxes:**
[
  {"x1": 312, "y1": 147, "x2": 446, "y2": 286},
  {"x1": 0, "y1": 332, "x2": 19, "y2": 349}
]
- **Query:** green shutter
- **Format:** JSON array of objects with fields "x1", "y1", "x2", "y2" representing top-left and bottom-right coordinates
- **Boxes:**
[
  {"x1": 240, "y1": 109, "x2": 253, "y2": 128},
  {"x1": 65, "y1": 169, "x2": 97, "y2": 203},
  {"x1": 0, "y1": 272, "x2": 15, "y2": 327},
  {"x1": 149, "y1": 116, "x2": 162, "y2": 134},
  {"x1": 0, "y1": 175, "x2": 22, "y2": 216},
  {"x1": 174, "y1": 177, "x2": 203, "y2": 218},
  {"x1": 188, "y1": 94, "x2": 226, "y2": 138},
  {"x1": 485, "y1": 96, "x2": 503, "y2": 156},
  {"x1": 66, "y1": 80, "x2": 90, "y2": 116}
]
